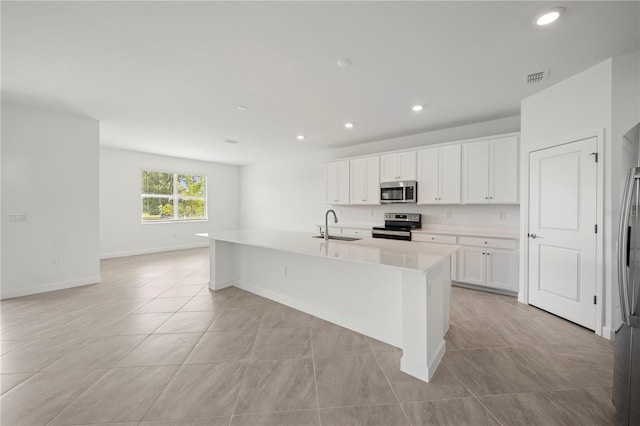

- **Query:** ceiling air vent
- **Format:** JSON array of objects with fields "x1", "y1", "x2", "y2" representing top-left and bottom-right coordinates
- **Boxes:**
[{"x1": 526, "y1": 70, "x2": 549, "y2": 84}]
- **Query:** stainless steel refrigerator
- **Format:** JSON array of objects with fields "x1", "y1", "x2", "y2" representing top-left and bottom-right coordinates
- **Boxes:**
[{"x1": 615, "y1": 165, "x2": 640, "y2": 426}]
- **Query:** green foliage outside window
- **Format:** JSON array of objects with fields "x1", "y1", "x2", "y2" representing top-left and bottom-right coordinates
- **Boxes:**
[{"x1": 141, "y1": 171, "x2": 207, "y2": 222}]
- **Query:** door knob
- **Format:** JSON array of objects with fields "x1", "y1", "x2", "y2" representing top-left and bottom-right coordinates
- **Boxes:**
[{"x1": 527, "y1": 233, "x2": 542, "y2": 239}]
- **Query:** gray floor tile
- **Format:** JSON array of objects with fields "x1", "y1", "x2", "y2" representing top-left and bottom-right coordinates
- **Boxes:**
[
  {"x1": 185, "y1": 330, "x2": 257, "y2": 364},
  {"x1": 1, "y1": 369, "x2": 106, "y2": 425},
  {"x1": 402, "y1": 397, "x2": 501, "y2": 426},
  {"x1": 442, "y1": 348, "x2": 545, "y2": 396},
  {"x1": 144, "y1": 363, "x2": 246, "y2": 420},
  {"x1": 235, "y1": 358, "x2": 317, "y2": 414},
  {"x1": 140, "y1": 418, "x2": 230, "y2": 426},
  {"x1": 376, "y1": 352, "x2": 471, "y2": 402},
  {"x1": 0, "y1": 372, "x2": 33, "y2": 395},
  {"x1": 0, "y1": 337, "x2": 85, "y2": 373},
  {"x1": 314, "y1": 355, "x2": 397, "y2": 408},
  {"x1": 50, "y1": 366, "x2": 177, "y2": 425},
  {"x1": 44, "y1": 335, "x2": 145, "y2": 371},
  {"x1": 159, "y1": 285, "x2": 204, "y2": 298},
  {"x1": 96, "y1": 312, "x2": 173, "y2": 335},
  {"x1": 252, "y1": 327, "x2": 312, "y2": 361},
  {"x1": 320, "y1": 404, "x2": 409, "y2": 426},
  {"x1": 480, "y1": 392, "x2": 583, "y2": 426},
  {"x1": 310, "y1": 323, "x2": 372, "y2": 358},
  {"x1": 209, "y1": 307, "x2": 264, "y2": 331},
  {"x1": 154, "y1": 311, "x2": 217, "y2": 334},
  {"x1": 260, "y1": 305, "x2": 316, "y2": 329},
  {"x1": 179, "y1": 295, "x2": 230, "y2": 312},
  {"x1": 116, "y1": 333, "x2": 202, "y2": 367},
  {"x1": 232, "y1": 410, "x2": 320, "y2": 426},
  {"x1": 135, "y1": 297, "x2": 192, "y2": 313},
  {"x1": 547, "y1": 386, "x2": 616, "y2": 425}
]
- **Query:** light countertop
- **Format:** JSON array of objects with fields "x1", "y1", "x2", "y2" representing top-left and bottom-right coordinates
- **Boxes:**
[{"x1": 207, "y1": 229, "x2": 459, "y2": 274}]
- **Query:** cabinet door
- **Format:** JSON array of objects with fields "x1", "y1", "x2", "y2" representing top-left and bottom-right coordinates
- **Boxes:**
[
  {"x1": 350, "y1": 156, "x2": 379, "y2": 205},
  {"x1": 326, "y1": 162, "x2": 340, "y2": 204},
  {"x1": 398, "y1": 151, "x2": 417, "y2": 180},
  {"x1": 457, "y1": 247, "x2": 485, "y2": 286},
  {"x1": 326, "y1": 160, "x2": 349, "y2": 204},
  {"x1": 485, "y1": 249, "x2": 517, "y2": 291},
  {"x1": 490, "y1": 136, "x2": 519, "y2": 203},
  {"x1": 364, "y1": 156, "x2": 380, "y2": 204},
  {"x1": 350, "y1": 158, "x2": 366, "y2": 204},
  {"x1": 438, "y1": 145, "x2": 461, "y2": 203},
  {"x1": 462, "y1": 140, "x2": 490, "y2": 203},
  {"x1": 380, "y1": 154, "x2": 398, "y2": 182},
  {"x1": 417, "y1": 147, "x2": 439, "y2": 204},
  {"x1": 336, "y1": 160, "x2": 350, "y2": 204}
]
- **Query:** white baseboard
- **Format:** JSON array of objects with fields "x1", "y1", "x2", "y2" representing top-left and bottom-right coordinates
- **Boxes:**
[
  {"x1": 601, "y1": 326, "x2": 615, "y2": 341},
  {"x1": 1, "y1": 275, "x2": 101, "y2": 300},
  {"x1": 400, "y1": 340, "x2": 446, "y2": 382},
  {"x1": 100, "y1": 242, "x2": 209, "y2": 259}
]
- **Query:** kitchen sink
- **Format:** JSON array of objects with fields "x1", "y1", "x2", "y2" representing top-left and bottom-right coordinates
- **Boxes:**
[{"x1": 312, "y1": 235, "x2": 361, "y2": 242}]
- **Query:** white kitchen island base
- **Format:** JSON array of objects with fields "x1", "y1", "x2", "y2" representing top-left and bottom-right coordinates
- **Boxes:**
[{"x1": 208, "y1": 230, "x2": 458, "y2": 383}]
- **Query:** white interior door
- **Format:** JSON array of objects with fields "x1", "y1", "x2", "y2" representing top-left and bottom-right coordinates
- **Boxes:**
[{"x1": 528, "y1": 137, "x2": 597, "y2": 330}]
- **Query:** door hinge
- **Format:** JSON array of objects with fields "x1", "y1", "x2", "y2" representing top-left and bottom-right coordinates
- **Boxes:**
[
  {"x1": 593, "y1": 295, "x2": 597, "y2": 305},
  {"x1": 594, "y1": 224, "x2": 598, "y2": 233},
  {"x1": 590, "y1": 152, "x2": 598, "y2": 162}
]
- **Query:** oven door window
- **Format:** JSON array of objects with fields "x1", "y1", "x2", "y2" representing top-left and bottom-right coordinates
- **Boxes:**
[{"x1": 381, "y1": 187, "x2": 404, "y2": 201}]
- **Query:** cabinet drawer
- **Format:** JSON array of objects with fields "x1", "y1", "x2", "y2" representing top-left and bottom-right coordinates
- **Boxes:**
[
  {"x1": 458, "y1": 236, "x2": 516, "y2": 250},
  {"x1": 342, "y1": 228, "x2": 372, "y2": 238},
  {"x1": 413, "y1": 233, "x2": 457, "y2": 244}
]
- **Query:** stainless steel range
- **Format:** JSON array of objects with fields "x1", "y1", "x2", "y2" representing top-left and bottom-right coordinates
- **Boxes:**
[{"x1": 372, "y1": 213, "x2": 421, "y2": 241}]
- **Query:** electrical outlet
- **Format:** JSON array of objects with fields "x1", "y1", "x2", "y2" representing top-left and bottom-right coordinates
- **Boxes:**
[
  {"x1": 9, "y1": 213, "x2": 27, "y2": 222},
  {"x1": 173, "y1": 233, "x2": 177, "y2": 239},
  {"x1": 51, "y1": 256, "x2": 59, "y2": 266},
  {"x1": 499, "y1": 211, "x2": 506, "y2": 220},
  {"x1": 281, "y1": 266, "x2": 287, "y2": 277},
  {"x1": 446, "y1": 211, "x2": 452, "y2": 219}
]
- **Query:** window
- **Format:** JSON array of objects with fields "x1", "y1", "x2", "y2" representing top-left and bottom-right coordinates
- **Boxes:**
[{"x1": 141, "y1": 170, "x2": 207, "y2": 222}]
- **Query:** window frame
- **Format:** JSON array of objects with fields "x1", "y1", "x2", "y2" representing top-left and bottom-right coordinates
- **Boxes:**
[{"x1": 140, "y1": 169, "x2": 208, "y2": 224}]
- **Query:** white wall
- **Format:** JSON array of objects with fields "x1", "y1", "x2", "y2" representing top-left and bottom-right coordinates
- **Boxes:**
[
  {"x1": 520, "y1": 51, "x2": 640, "y2": 339},
  {"x1": 240, "y1": 116, "x2": 521, "y2": 232},
  {"x1": 1, "y1": 101, "x2": 100, "y2": 299},
  {"x1": 100, "y1": 147, "x2": 240, "y2": 258}
]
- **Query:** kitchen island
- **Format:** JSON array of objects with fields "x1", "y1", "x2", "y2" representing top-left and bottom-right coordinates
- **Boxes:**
[{"x1": 207, "y1": 229, "x2": 460, "y2": 382}]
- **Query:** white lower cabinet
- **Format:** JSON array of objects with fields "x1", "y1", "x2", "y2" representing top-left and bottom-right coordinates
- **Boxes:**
[{"x1": 456, "y1": 246, "x2": 517, "y2": 292}]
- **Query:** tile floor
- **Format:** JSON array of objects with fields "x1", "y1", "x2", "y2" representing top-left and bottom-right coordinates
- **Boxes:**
[{"x1": 0, "y1": 247, "x2": 615, "y2": 425}]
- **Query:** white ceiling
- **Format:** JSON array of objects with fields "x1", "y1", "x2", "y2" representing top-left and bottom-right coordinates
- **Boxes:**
[{"x1": 2, "y1": 1, "x2": 639, "y2": 165}]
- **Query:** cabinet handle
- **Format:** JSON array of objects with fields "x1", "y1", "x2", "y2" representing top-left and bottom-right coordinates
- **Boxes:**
[
  {"x1": 484, "y1": 242, "x2": 488, "y2": 244},
  {"x1": 485, "y1": 196, "x2": 488, "y2": 200}
]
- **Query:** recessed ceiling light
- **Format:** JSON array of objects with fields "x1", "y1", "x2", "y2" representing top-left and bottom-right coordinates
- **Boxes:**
[
  {"x1": 297, "y1": 135, "x2": 305, "y2": 140},
  {"x1": 237, "y1": 105, "x2": 249, "y2": 111},
  {"x1": 412, "y1": 105, "x2": 424, "y2": 112},
  {"x1": 337, "y1": 58, "x2": 352, "y2": 68},
  {"x1": 344, "y1": 122, "x2": 354, "y2": 129},
  {"x1": 224, "y1": 139, "x2": 240, "y2": 144},
  {"x1": 535, "y1": 7, "x2": 564, "y2": 26}
]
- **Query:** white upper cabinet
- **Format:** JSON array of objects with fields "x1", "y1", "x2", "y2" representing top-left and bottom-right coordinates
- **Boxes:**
[
  {"x1": 380, "y1": 151, "x2": 416, "y2": 182},
  {"x1": 490, "y1": 136, "x2": 519, "y2": 203},
  {"x1": 461, "y1": 136, "x2": 519, "y2": 203},
  {"x1": 350, "y1": 156, "x2": 380, "y2": 205},
  {"x1": 326, "y1": 160, "x2": 350, "y2": 205},
  {"x1": 417, "y1": 145, "x2": 461, "y2": 204}
]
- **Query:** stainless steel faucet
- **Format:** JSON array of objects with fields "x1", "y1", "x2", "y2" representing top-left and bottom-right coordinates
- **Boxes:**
[{"x1": 325, "y1": 209, "x2": 338, "y2": 241}]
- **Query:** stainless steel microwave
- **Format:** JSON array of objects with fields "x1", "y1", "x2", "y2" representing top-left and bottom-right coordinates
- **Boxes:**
[{"x1": 380, "y1": 181, "x2": 417, "y2": 204}]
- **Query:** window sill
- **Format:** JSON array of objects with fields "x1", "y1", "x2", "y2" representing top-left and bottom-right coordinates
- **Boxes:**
[{"x1": 141, "y1": 219, "x2": 208, "y2": 225}]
